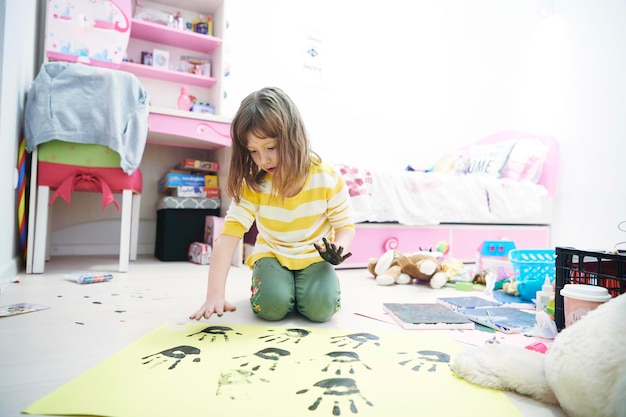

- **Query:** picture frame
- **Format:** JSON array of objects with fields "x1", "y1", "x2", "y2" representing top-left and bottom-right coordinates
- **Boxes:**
[
  {"x1": 179, "y1": 55, "x2": 211, "y2": 77},
  {"x1": 152, "y1": 48, "x2": 170, "y2": 69}
]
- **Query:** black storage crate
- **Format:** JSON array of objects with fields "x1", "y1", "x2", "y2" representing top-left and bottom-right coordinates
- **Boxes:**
[
  {"x1": 155, "y1": 208, "x2": 219, "y2": 261},
  {"x1": 555, "y1": 247, "x2": 626, "y2": 330}
]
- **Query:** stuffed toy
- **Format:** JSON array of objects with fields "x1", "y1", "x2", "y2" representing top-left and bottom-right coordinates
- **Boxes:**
[
  {"x1": 440, "y1": 257, "x2": 472, "y2": 283},
  {"x1": 451, "y1": 293, "x2": 626, "y2": 417},
  {"x1": 367, "y1": 250, "x2": 449, "y2": 289}
]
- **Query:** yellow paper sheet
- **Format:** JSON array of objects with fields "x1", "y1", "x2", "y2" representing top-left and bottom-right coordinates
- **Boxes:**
[{"x1": 25, "y1": 323, "x2": 523, "y2": 417}]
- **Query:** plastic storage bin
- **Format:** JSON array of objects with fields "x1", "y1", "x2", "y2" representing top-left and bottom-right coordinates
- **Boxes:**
[
  {"x1": 509, "y1": 249, "x2": 556, "y2": 301},
  {"x1": 554, "y1": 247, "x2": 625, "y2": 330}
]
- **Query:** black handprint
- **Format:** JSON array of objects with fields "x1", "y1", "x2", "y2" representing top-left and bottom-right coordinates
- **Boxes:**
[
  {"x1": 187, "y1": 325, "x2": 242, "y2": 342},
  {"x1": 259, "y1": 328, "x2": 311, "y2": 344},
  {"x1": 330, "y1": 332, "x2": 381, "y2": 349},
  {"x1": 397, "y1": 350, "x2": 450, "y2": 372},
  {"x1": 321, "y1": 351, "x2": 372, "y2": 375},
  {"x1": 233, "y1": 347, "x2": 291, "y2": 373},
  {"x1": 297, "y1": 377, "x2": 374, "y2": 415},
  {"x1": 141, "y1": 345, "x2": 201, "y2": 370},
  {"x1": 315, "y1": 238, "x2": 352, "y2": 265}
]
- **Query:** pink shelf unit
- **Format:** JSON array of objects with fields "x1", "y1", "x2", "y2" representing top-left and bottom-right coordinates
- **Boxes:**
[
  {"x1": 118, "y1": 61, "x2": 216, "y2": 87},
  {"x1": 147, "y1": 112, "x2": 231, "y2": 149},
  {"x1": 130, "y1": 19, "x2": 221, "y2": 53},
  {"x1": 47, "y1": 51, "x2": 121, "y2": 70}
]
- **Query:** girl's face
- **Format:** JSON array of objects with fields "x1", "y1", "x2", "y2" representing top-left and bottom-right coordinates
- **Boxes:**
[{"x1": 246, "y1": 133, "x2": 278, "y2": 174}]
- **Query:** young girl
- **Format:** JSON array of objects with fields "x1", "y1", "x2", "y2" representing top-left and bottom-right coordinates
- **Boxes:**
[{"x1": 189, "y1": 87, "x2": 355, "y2": 323}]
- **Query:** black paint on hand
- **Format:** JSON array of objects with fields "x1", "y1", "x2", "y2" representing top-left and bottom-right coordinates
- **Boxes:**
[{"x1": 315, "y1": 238, "x2": 352, "y2": 265}]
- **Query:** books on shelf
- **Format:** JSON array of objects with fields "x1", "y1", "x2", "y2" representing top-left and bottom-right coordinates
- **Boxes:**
[{"x1": 382, "y1": 303, "x2": 475, "y2": 330}]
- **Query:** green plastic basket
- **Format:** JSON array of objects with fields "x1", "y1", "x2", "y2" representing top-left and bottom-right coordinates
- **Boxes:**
[{"x1": 509, "y1": 249, "x2": 556, "y2": 301}]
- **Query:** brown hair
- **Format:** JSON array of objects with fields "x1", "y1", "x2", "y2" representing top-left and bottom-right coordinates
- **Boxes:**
[{"x1": 227, "y1": 87, "x2": 319, "y2": 203}]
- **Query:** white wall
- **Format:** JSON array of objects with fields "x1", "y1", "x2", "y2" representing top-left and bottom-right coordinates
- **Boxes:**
[
  {"x1": 542, "y1": 0, "x2": 626, "y2": 251},
  {"x1": 0, "y1": 0, "x2": 41, "y2": 283},
  {"x1": 222, "y1": 0, "x2": 626, "y2": 251}
]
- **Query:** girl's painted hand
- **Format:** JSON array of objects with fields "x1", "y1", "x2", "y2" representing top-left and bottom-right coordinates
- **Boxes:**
[
  {"x1": 189, "y1": 298, "x2": 237, "y2": 320},
  {"x1": 315, "y1": 237, "x2": 352, "y2": 265}
]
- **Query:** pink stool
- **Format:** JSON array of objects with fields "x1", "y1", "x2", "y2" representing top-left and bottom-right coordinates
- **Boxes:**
[{"x1": 32, "y1": 160, "x2": 142, "y2": 273}]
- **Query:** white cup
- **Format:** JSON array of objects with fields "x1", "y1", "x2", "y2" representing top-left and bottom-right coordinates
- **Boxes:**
[{"x1": 560, "y1": 284, "x2": 611, "y2": 327}]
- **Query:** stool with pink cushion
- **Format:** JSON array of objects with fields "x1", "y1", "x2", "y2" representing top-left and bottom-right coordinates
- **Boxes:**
[{"x1": 32, "y1": 141, "x2": 142, "y2": 273}]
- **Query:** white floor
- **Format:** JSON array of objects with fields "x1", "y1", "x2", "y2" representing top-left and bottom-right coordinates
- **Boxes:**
[{"x1": 0, "y1": 255, "x2": 565, "y2": 417}]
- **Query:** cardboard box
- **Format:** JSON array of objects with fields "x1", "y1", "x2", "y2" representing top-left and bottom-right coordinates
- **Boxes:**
[
  {"x1": 178, "y1": 158, "x2": 219, "y2": 172},
  {"x1": 168, "y1": 186, "x2": 220, "y2": 198},
  {"x1": 158, "y1": 172, "x2": 206, "y2": 193},
  {"x1": 205, "y1": 175, "x2": 218, "y2": 188},
  {"x1": 188, "y1": 242, "x2": 212, "y2": 265}
]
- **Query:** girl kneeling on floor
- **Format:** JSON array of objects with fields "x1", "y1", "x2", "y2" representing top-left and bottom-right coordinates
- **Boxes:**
[{"x1": 189, "y1": 87, "x2": 354, "y2": 323}]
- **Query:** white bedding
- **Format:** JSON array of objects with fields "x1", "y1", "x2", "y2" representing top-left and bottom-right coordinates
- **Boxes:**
[{"x1": 340, "y1": 166, "x2": 550, "y2": 226}]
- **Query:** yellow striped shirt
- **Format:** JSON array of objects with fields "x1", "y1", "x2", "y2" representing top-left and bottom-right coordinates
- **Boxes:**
[{"x1": 222, "y1": 161, "x2": 354, "y2": 270}]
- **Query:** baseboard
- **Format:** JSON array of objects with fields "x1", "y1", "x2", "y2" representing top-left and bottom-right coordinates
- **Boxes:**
[
  {"x1": 50, "y1": 219, "x2": 156, "y2": 256},
  {"x1": 50, "y1": 243, "x2": 155, "y2": 256},
  {"x1": 0, "y1": 256, "x2": 21, "y2": 286}
]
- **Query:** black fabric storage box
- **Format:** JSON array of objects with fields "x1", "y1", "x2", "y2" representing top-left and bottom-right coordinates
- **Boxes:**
[{"x1": 155, "y1": 197, "x2": 220, "y2": 261}]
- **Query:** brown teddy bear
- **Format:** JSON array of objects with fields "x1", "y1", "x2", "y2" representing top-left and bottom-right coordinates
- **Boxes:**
[{"x1": 367, "y1": 250, "x2": 449, "y2": 289}]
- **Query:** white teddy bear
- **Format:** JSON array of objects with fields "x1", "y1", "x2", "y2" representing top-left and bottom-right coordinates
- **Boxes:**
[{"x1": 450, "y1": 293, "x2": 626, "y2": 417}]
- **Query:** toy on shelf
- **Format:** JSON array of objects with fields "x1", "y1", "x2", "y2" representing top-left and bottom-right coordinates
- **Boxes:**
[
  {"x1": 180, "y1": 55, "x2": 211, "y2": 77},
  {"x1": 191, "y1": 15, "x2": 213, "y2": 35},
  {"x1": 177, "y1": 86, "x2": 192, "y2": 111}
]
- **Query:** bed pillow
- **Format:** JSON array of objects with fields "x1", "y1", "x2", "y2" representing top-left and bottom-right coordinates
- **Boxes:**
[
  {"x1": 465, "y1": 140, "x2": 515, "y2": 178},
  {"x1": 500, "y1": 138, "x2": 549, "y2": 183}
]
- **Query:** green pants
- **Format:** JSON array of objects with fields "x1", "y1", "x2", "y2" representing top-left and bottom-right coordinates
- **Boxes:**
[{"x1": 250, "y1": 257, "x2": 341, "y2": 323}]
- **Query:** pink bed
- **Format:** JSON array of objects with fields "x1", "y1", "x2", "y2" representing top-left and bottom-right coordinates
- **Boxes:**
[{"x1": 336, "y1": 131, "x2": 559, "y2": 267}]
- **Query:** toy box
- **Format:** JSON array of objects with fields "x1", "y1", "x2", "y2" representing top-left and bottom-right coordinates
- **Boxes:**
[
  {"x1": 158, "y1": 172, "x2": 206, "y2": 193},
  {"x1": 554, "y1": 247, "x2": 625, "y2": 330},
  {"x1": 509, "y1": 249, "x2": 556, "y2": 301},
  {"x1": 204, "y1": 175, "x2": 218, "y2": 188},
  {"x1": 167, "y1": 186, "x2": 220, "y2": 198},
  {"x1": 177, "y1": 158, "x2": 219, "y2": 173},
  {"x1": 188, "y1": 242, "x2": 211, "y2": 265}
]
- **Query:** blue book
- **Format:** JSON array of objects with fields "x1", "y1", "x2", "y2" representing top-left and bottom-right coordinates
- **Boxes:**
[{"x1": 436, "y1": 296, "x2": 501, "y2": 312}]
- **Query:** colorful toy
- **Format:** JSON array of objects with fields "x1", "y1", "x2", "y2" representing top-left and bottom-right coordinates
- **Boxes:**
[{"x1": 367, "y1": 250, "x2": 449, "y2": 289}]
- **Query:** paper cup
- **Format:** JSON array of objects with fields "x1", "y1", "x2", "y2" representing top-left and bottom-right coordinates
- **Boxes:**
[{"x1": 560, "y1": 284, "x2": 611, "y2": 327}]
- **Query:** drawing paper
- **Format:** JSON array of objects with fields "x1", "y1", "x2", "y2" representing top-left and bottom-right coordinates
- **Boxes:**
[
  {"x1": 383, "y1": 303, "x2": 475, "y2": 330},
  {"x1": 24, "y1": 322, "x2": 523, "y2": 417},
  {"x1": 459, "y1": 306, "x2": 537, "y2": 334}
]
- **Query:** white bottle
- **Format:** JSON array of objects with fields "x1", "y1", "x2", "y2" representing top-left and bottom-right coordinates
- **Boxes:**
[{"x1": 535, "y1": 275, "x2": 553, "y2": 314}]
